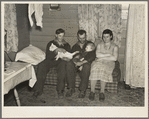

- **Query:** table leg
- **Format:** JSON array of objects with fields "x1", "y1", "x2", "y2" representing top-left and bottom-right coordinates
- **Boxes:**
[{"x1": 14, "y1": 88, "x2": 21, "y2": 106}]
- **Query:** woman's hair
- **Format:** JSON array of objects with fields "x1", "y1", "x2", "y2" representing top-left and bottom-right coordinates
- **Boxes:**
[
  {"x1": 55, "y1": 28, "x2": 65, "y2": 35},
  {"x1": 102, "y1": 29, "x2": 113, "y2": 40},
  {"x1": 77, "y1": 30, "x2": 86, "y2": 36}
]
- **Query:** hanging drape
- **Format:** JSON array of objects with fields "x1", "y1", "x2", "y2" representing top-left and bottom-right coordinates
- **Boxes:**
[
  {"x1": 124, "y1": 4, "x2": 145, "y2": 88},
  {"x1": 4, "y1": 4, "x2": 18, "y2": 52},
  {"x1": 28, "y1": 4, "x2": 43, "y2": 28},
  {"x1": 78, "y1": 4, "x2": 121, "y2": 47}
]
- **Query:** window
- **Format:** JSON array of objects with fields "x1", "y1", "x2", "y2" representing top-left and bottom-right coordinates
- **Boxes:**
[{"x1": 121, "y1": 4, "x2": 129, "y2": 19}]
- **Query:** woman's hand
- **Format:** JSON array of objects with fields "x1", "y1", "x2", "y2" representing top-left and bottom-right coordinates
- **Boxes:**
[
  {"x1": 96, "y1": 52, "x2": 111, "y2": 58},
  {"x1": 95, "y1": 57, "x2": 103, "y2": 61}
]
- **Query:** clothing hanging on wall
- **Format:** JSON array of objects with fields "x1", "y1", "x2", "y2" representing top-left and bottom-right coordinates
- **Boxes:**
[
  {"x1": 28, "y1": 4, "x2": 43, "y2": 28},
  {"x1": 124, "y1": 4, "x2": 145, "y2": 88}
]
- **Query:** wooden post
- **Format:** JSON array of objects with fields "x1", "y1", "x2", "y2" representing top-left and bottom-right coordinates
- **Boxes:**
[{"x1": 14, "y1": 88, "x2": 21, "y2": 106}]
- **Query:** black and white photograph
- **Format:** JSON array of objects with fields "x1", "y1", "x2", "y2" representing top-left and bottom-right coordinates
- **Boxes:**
[{"x1": 1, "y1": 1, "x2": 148, "y2": 118}]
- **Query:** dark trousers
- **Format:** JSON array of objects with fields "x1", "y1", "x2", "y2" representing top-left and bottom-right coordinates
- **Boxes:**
[
  {"x1": 66, "y1": 60, "x2": 91, "y2": 91},
  {"x1": 33, "y1": 59, "x2": 67, "y2": 94}
]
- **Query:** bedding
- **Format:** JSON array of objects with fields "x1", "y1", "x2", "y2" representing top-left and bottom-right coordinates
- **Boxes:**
[{"x1": 15, "y1": 44, "x2": 45, "y2": 65}]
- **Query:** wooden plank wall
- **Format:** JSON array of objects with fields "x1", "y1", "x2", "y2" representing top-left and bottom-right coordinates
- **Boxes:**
[
  {"x1": 30, "y1": 4, "x2": 79, "y2": 51},
  {"x1": 16, "y1": 4, "x2": 30, "y2": 51},
  {"x1": 30, "y1": 4, "x2": 127, "y2": 82}
]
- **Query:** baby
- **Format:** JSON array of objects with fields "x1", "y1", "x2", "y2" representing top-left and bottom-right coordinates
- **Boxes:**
[
  {"x1": 73, "y1": 42, "x2": 96, "y2": 71},
  {"x1": 49, "y1": 43, "x2": 79, "y2": 60}
]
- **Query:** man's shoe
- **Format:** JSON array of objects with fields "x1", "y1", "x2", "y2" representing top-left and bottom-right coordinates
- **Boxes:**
[
  {"x1": 78, "y1": 91, "x2": 86, "y2": 98},
  {"x1": 58, "y1": 90, "x2": 64, "y2": 99},
  {"x1": 66, "y1": 88, "x2": 75, "y2": 97},
  {"x1": 32, "y1": 91, "x2": 40, "y2": 98},
  {"x1": 99, "y1": 93, "x2": 105, "y2": 101},
  {"x1": 89, "y1": 92, "x2": 95, "y2": 101}
]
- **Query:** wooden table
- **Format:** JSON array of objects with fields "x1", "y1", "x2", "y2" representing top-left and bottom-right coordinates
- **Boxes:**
[{"x1": 4, "y1": 62, "x2": 37, "y2": 106}]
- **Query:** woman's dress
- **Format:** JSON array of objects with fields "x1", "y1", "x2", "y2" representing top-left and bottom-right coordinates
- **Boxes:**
[{"x1": 89, "y1": 42, "x2": 116, "y2": 82}]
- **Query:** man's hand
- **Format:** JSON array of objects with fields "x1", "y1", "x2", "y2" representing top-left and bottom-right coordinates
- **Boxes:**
[
  {"x1": 74, "y1": 61, "x2": 84, "y2": 66},
  {"x1": 74, "y1": 60, "x2": 88, "y2": 66},
  {"x1": 55, "y1": 48, "x2": 66, "y2": 53},
  {"x1": 74, "y1": 51, "x2": 80, "y2": 54},
  {"x1": 61, "y1": 57, "x2": 71, "y2": 62}
]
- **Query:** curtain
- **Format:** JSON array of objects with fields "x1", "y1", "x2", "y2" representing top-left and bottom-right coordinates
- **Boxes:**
[
  {"x1": 124, "y1": 4, "x2": 145, "y2": 88},
  {"x1": 4, "y1": 4, "x2": 18, "y2": 52},
  {"x1": 78, "y1": 4, "x2": 98, "y2": 42},
  {"x1": 78, "y1": 4, "x2": 121, "y2": 47}
]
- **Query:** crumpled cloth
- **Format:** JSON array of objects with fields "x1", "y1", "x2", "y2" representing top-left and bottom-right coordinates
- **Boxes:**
[{"x1": 28, "y1": 4, "x2": 43, "y2": 28}]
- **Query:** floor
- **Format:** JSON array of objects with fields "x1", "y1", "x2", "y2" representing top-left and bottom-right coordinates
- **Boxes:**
[{"x1": 4, "y1": 81, "x2": 144, "y2": 106}]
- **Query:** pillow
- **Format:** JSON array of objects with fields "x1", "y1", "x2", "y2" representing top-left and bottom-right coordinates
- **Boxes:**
[{"x1": 15, "y1": 44, "x2": 45, "y2": 65}]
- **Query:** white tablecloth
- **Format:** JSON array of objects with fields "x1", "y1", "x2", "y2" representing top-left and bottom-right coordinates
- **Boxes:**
[{"x1": 4, "y1": 62, "x2": 37, "y2": 95}]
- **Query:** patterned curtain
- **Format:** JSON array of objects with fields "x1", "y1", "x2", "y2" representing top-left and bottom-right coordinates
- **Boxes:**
[
  {"x1": 4, "y1": 4, "x2": 18, "y2": 52},
  {"x1": 78, "y1": 4, "x2": 122, "y2": 47},
  {"x1": 78, "y1": 4, "x2": 98, "y2": 42},
  {"x1": 124, "y1": 4, "x2": 145, "y2": 88}
]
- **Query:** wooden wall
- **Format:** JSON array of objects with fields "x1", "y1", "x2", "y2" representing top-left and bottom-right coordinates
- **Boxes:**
[
  {"x1": 16, "y1": 4, "x2": 30, "y2": 51},
  {"x1": 30, "y1": 4, "x2": 79, "y2": 51},
  {"x1": 30, "y1": 4, "x2": 127, "y2": 82}
]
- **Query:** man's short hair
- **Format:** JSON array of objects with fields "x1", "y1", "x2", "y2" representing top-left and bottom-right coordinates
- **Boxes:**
[
  {"x1": 77, "y1": 30, "x2": 86, "y2": 36},
  {"x1": 55, "y1": 28, "x2": 65, "y2": 35},
  {"x1": 102, "y1": 29, "x2": 113, "y2": 40}
]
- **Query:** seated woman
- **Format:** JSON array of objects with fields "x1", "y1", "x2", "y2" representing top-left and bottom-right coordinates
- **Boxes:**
[{"x1": 89, "y1": 29, "x2": 119, "y2": 101}]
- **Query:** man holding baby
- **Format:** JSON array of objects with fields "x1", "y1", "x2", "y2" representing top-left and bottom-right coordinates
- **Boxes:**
[
  {"x1": 33, "y1": 28, "x2": 71, "y2": 99},
  {"x1": 66, "y1": 30, "x2": 96, "y2": 98},
  {"x1": 33, "y1": 29, "x2": 95, "y2": 99}
]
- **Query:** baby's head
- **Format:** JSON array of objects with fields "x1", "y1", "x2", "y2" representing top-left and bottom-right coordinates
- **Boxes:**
[{"x1": 85, "y1": 42, "x2": 95, "y2": 52}]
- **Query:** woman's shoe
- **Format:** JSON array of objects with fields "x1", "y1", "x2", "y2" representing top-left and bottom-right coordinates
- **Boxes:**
[
  {"x1": 99, "y1": 93, "x2": 105, "y2": 101},
  {"x1": 89, "y1": 92, "x2": 95, "y2": 101}
]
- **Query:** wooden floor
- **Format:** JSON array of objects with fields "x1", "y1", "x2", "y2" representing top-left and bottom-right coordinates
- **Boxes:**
[{"x1": 4, "y1": 81, "x2": 144, "y2": 106}]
